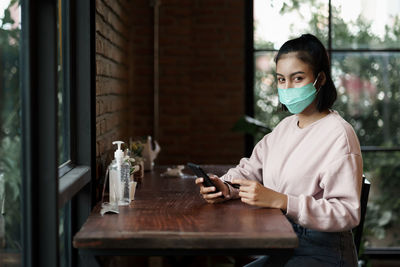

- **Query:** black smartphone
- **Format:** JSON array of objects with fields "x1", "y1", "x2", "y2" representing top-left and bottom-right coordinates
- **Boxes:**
[{"x1": 187, "y1": 163, "x2": 220, "y2": 193}]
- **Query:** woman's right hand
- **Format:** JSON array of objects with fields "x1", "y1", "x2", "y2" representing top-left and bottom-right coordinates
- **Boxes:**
[{"x1": 195, "y1": 174, "x2": 231, "y2": 203}]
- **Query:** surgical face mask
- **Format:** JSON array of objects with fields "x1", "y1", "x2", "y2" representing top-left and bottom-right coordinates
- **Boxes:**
[{"x1": 278, "y1": 74, "x2": 320, "y2": 114}]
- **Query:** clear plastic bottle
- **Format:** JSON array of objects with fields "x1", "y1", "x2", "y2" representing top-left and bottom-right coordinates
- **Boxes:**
[
  {"x1": 119, "y1": 157, "x2": 131, "y2": 205},
  {"x1": 109, "y1": 141, "x2": 131, "y2": 206}
]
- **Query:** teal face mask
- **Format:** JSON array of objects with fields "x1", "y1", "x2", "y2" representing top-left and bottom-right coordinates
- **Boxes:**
[{"x1": 278, "y1": 76, "x2": 319, "y2": 114}]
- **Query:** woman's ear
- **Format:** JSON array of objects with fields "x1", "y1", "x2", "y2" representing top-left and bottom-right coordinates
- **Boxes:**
[{"x1": 316, "y1": 72, "x2": 327, "y2": 90}]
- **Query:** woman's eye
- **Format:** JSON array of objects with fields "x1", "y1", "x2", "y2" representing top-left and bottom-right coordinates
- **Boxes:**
[
  {"x1": 294, "y1": 77, "x2": 303, "y2": 82},
  {"x1": 277, "y1": 77, "x2": 285, "y2": 83}
]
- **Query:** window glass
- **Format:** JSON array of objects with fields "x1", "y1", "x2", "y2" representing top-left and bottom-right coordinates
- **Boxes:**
[
  {"x1": 57, "y1": 0, "x2": 70, "y2": 166},
  {"x1": 0, "y1": 0, "x2": 22, "y2": 265},
  {"x1": 57, "y1": 1, "x2": 71, "y2": 265},
  {"x1": 332, "y1": 0, "x2": 400, "y2": 49},
  {"x1": 254, "y1": 0, "x2": 328, "y2": 50},
  {"x1": 59, "y1": 202, "x2": 70, "y2": 267},
  {"x1": 254, "y1": 51, "x2": 287, "y2": 137},
  {"x1": 332, "y1": 52, "x2": 400, "y2": 147},
  {"x1": 363, "y1": 151, "x2": 400, "y2": 248}
]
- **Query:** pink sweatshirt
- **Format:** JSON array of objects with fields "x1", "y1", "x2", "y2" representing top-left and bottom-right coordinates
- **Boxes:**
[{"x1": 221, "y1": 110, "x2": 363, "y2": 232}]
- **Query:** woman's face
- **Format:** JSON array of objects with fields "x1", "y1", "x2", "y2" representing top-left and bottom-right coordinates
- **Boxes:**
[{"x1": 276, "y1": 52, "x2": 315, "y2": 89}]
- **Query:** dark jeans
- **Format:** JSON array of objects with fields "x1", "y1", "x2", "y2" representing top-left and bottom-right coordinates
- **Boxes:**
[{"x1": 244, "y1": 221, "x2": 358, "y2": 267}]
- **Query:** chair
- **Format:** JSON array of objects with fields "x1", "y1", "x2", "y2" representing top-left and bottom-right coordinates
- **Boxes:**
[{"x1": 353, "y1": 175, "x2": 371, "y2": 256}]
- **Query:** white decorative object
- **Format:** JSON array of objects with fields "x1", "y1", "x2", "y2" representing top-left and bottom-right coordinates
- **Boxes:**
[
  {"x1": 161, "y1": 165, "x2": 185, "y2": 177},
  {"x1": 142, "y1": 136, "x2": 161, "y2": 171}
]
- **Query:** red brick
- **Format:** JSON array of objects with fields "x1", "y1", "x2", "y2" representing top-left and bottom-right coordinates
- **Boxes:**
[
  {"x1": 103, "y1": 0, "x2": 130, "y2": 24},
  {"x1": 96, "y1": 55, "x2": 128, "y2": 79},
  {"x1": 96, "y1": 34, "x2": 128, "y2": 64},
  {"x1": 96, "y1": 15, "x2": 128, "y2": 48},
  {"x1": 96, "y1": 0, "x2": 128, "y2": 38}
]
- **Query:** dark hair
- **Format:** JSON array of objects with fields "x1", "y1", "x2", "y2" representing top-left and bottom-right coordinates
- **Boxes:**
[{"x1": 275, "y1": 34, "x2": 337, "y2": 112}]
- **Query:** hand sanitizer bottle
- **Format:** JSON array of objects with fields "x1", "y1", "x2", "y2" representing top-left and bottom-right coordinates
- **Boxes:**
[{"x1": 109, "y1": 141, "x2": 131, "y2": 206}]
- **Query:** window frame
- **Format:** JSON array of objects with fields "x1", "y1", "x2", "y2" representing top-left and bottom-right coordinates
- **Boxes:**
[
  {"x1": 21, "y1": 0, "x2": 95, "y2": 267},
  {"x1": 247, "y1": 0, "x2": 400, "y2": 258}
]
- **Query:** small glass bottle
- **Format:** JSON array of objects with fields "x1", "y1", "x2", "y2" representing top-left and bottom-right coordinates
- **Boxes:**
[{"x1": 119, "y1": 157, "x2": 131, "y2": 205}]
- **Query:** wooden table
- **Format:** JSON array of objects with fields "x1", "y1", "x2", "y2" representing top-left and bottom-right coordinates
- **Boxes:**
[{"x1": 73, "y1": 165, "x2": 298, "y2": 259}]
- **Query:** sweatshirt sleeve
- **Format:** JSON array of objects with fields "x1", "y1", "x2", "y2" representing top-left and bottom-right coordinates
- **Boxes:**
[
  {"x1": 286, "y1": 153, "x2": 363, "y2": 232},
  {"x1": 219, "y1": 134, "x2": 268, "y2": 199}
]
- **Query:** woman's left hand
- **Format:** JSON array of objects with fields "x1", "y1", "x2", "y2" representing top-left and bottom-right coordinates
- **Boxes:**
[{"x1": 231, "y1": 178, "x2": 288, "y2": 211}]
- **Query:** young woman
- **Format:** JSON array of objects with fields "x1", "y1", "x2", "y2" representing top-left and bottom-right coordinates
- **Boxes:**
[{"x1": 195, "y1": 34, "x2": 362, "y2": 266}]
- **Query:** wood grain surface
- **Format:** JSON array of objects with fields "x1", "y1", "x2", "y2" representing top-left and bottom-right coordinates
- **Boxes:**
[{"x1": 73, "y1": 165, "x2": 298, "y2": 251}]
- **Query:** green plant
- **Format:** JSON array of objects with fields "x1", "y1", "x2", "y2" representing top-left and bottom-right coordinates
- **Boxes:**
[
  {"x1": 0, "y1": 0, "x2": 22, "y2": 250},
  {"x1": 232, "y1": 115, "x2": 271, "y2": 143}
]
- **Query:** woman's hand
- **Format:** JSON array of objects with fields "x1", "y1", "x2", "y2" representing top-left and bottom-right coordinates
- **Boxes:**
[
  {"x1": 232, "y1": 178, "x2": 287, "y2": 211},
  {"x1": 195, "y1": 175, "x2": 230, "y2": 204}
]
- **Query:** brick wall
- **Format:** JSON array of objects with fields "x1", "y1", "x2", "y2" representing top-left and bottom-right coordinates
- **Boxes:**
[
  {"x1": 156, "y1": 0, "x2": 245, "y2": 164},
  {"x1": 96, "y1": 0, "x2": 246, "y2": 190},
  {"x1": 129, "y1": 0, "x2": 154, "y2": 138},
  {"x1": 95, "y1": 0, "x2": 134, "y2": 198}
]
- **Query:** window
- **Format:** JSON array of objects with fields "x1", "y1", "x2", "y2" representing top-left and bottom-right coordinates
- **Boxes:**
[
  {"x1": 19, "y1": 0, "x2": 94, "y2": 266},
  {"x1": 0, "y1": 0, "x2": 22, "y2": 265},
  {"x1": 252, "y1": 0, "x2": 400, "y2": 255},
  {"x1": 56, "y1": 2, "x2": 72, "y2": 264}
]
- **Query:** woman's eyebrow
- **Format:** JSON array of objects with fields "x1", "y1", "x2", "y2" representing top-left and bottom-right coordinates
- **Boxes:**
[{"x1": 276, "y1": 71, "x2": 305, "y2": 77}]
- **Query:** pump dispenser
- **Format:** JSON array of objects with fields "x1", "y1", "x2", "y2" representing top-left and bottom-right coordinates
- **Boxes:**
[
  {"x1": 109, "y1": 141, "x2": 131, "y2": 206},
  {"x1": 113, "y1": 141, "x2": 124, "y2": 165}
]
